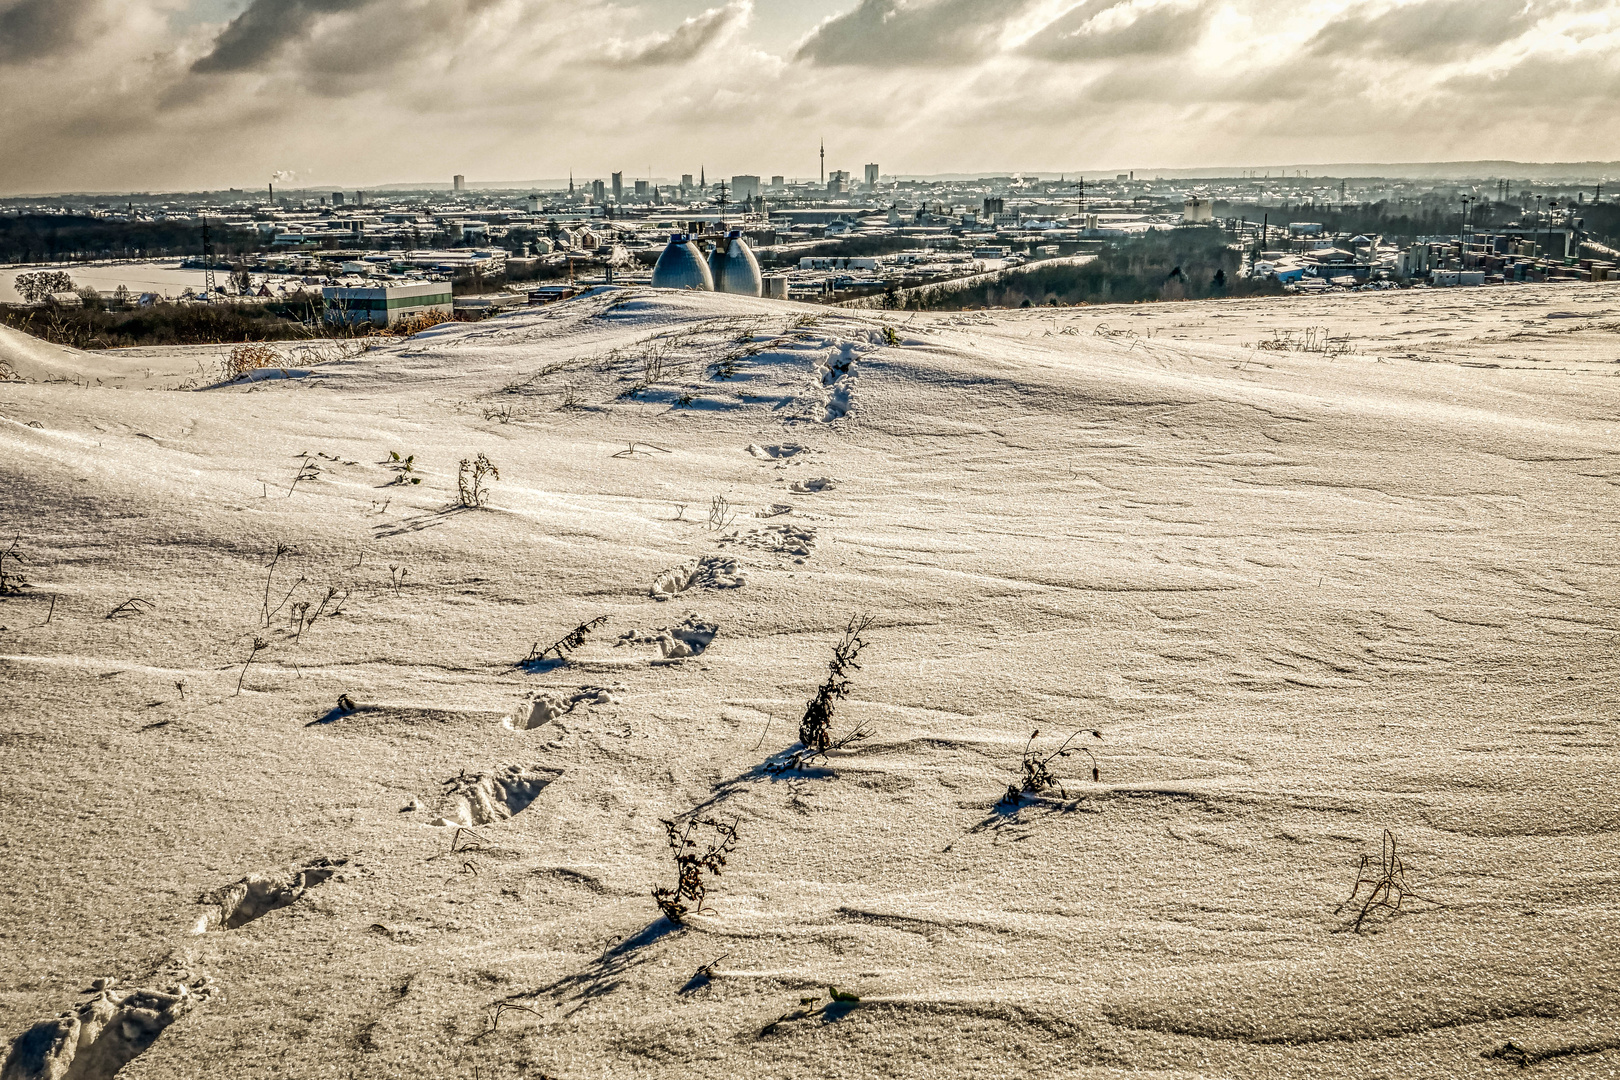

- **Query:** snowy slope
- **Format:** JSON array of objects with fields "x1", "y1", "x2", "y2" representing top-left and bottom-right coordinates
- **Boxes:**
[{"x1": 1, "y1": 284, "x2": 1618, "y2": 1079}]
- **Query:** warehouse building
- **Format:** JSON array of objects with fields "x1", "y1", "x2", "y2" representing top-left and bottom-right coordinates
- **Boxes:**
[{"x1": 322, "y1": 282, "x2": 453, "y2": 327}]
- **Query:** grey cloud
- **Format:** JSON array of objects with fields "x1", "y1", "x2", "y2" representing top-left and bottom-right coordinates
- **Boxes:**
[
  {"x1": 616, "y1": 2, "x2": 749, "y2": 66},
  {"x1": 1024, "y1": 1, "x2": 1214, "y2": 62},
  {"x1": 1439, "y1": 51, "x2": 1620, "y2": 102},
  {"x1": 1308, "y1": 0, "x2": 1535, "y2": 58},
  {"x1": 191, "y1": 0, "x2": 371, "y2": 73},
  {"x1": 795, "y1": 0, "x2": 1031, "y2": 67},
  {"x1": 0, "y1": 0, "x2": 97, "y2": 64}
]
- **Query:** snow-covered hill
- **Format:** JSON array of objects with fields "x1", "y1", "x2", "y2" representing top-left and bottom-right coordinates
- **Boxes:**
[{"x1": 2, "y1": 284, "x2": 1618, "y2": 1079}]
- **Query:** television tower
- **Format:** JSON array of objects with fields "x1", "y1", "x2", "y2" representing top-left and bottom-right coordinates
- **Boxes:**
[{"x1": 819, "y1": 139, "x2": 825, "y2": 186}]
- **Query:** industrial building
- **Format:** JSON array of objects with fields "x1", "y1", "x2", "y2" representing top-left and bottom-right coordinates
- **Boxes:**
[{"x1": 322, "y1": 282, "x2": 453, "y2": 327}]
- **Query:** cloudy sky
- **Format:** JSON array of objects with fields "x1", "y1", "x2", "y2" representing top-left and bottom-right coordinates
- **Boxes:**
[{"x1": 2, "y1": 0, "x2": 1617, "y2": 194}]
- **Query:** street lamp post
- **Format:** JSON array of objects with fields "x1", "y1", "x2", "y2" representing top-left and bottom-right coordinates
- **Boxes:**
[{"x1": 1534, "y1": 195, "x2": 1543, "y2": 267}]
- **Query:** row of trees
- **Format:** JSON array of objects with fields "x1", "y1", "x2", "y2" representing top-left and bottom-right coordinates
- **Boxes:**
[
  {"x1": 908, "y1": 227, "x2": 1278, "y2": 310},
  {"x1": 1, "y1": 294, "x2": 327, "y2": 349},
  {"x1": 0, "y1": 215, "x2": 268, "y2": 264}
]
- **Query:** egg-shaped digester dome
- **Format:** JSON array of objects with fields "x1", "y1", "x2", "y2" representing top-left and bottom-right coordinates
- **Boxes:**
[
  {"x1": 708, "y1": 232, "x2": 762, "y2": 296},
  {"x1": 651, "y1": 234, "x2": 714, "y2": 291}
]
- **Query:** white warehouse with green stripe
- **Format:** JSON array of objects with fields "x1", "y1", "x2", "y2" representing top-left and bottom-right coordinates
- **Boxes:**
[{"x1": 322, "y1": 282, "x2": 453, "y2": 327}]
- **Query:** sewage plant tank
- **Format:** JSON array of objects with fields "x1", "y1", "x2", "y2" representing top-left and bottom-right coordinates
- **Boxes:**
[
  {"x1": 709, "y1": 231, "x2": 763, "y2": 296},
  {"x1": 650, "y1": 234, "x2": 714, "y2": 291}
]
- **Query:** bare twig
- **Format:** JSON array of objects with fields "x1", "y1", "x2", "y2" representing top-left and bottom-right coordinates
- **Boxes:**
[
  {"x1": 457, "y1": 453, "x2": 499, "y2": 507},
  {"x1": 288, "y1": 453, "x2": 321, "y2": 497},
  {"x1": 652, "y1": 816, "x2": 741, "y2": 924},
  {"x1": 611, "y1": 442, "x2": 673, "y2": 458},
  {"x1": 0, "y1": 534, "x2": 27, "y2": 596},
  {"x1": 1336, "y1": 829, "x2": 1440, "y2": 932},
  {"x1": 1000, "y1": 727, "x2": 1103, "y2": 805},
  {"x1": 467, "y1": 1000, "x2": 542, "y2": 1045},
  {"x1": 234, "y1": 637, "x2": 270, "y2": 696},
  {"x1": 260, "y1": 544, "x2": 296, "y2": 627},
  {"x1": 106, "y1": 597, "x2": 154, "y2": 620},
  {"x1": 798, "y1": 613, "x2": 874, "y2": 752},
  {"x1": 525, "y1": 615, "x2": 608, "y2": 663},
  {"x1": 750, "y1": 709, "x2": 775, "y2": 753},
  {"x1": 708, "y1": 495, "x2": 737, "y2": 531},
  {"x1": 452, "y1": 827, "x2": 492, "y2": 853}
]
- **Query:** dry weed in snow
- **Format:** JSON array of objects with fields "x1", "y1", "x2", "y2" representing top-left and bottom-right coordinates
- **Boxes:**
[{"x1": 219, "y1": 342, "x2": 284, "y2": 382}]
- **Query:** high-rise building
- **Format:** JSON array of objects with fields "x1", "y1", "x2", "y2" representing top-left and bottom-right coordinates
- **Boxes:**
[
  {"x1": 770, "y1": 175, "x2": 785, "y2": 189},
  {"x1": 453, "y1": 175, "x2": 465, "y2": 192},
  {"x1": 634, "y1": 180, "x2": 650, "y2": 199},
  {"x1": 864, "y1": 164, "x2": 880, "y2": 188},
  {"x1": 731, "y1": 175, "x2": 761, "y2": 202},
  {"x1": 590, "y1": 179, "x2": 606, "y2": 203},
  {"x1": 681, "y1": 174, "x2": 693, "y2": 191},
  {"x1": 332, "y1": 192, "x2": 345, "y2": 207},
  {"x1": 611, "y1": 172, "x2": 623, "y2": 202},
  {"x1": 828, "y1": 170, "x2": 849, "y2": 196}
]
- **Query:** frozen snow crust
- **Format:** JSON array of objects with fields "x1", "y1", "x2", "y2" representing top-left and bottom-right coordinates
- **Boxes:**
[{"x1": 2, "y1": 284, "x2": 1620, "y2": 1077}]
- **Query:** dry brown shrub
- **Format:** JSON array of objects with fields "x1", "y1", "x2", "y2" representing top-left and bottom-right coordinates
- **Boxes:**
[
  {"x1": 221, "y1": 342, "x2": 285, "y2": 381},
  {"x1": 387, "y1": 310, "x2": 454, "y2": 337}
]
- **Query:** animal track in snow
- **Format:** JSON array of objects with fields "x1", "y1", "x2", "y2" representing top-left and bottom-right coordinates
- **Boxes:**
[
  {"x1": 616, "y1": 614, "x2": 718, "y2": 659},
  {"x1": 431, "y1": 765, "x2": 561, "y2": 826},
  {"x1": 746, "y1": 443, "x2": 808, "y2": 460},
  {"x1": 508, "y1": 688, "x2": 621, "y2": 730},
  {"x1": 650, "y1": 556, "x2": 745, "y2": 599},
  {"x1": 791, "y1": 477, "x2": 838, "y2": 494},
  {"x1": 718, "y1": 523, "x2": 817, "y2": 561},
  {"x1": 1, "y1": 972, "x2": 215, "y2": 1080},
  {"x1": 819, "y1": 342, "x2": 860, "y2": 421},
  {"x1": 194, "y1": 857, "x2": 348, "y2": 932}
]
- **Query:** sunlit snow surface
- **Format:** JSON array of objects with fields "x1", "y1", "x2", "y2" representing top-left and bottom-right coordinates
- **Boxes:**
[{"x1": 2, "y1": 284, "x2": 1618, "y2": 1078}]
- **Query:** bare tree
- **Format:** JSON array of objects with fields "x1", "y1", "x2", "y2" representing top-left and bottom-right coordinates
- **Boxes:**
[{"x1": 14, "y1": 271, "x2": 74, "y2": 304}]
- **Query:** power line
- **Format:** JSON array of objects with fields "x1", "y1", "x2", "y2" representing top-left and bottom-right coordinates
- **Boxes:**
[{"x1": 201, "y1": 216, "x2": 215, "y2": 303}]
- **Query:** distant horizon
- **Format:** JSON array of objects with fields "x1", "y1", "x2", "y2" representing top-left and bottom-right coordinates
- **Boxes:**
[{"x1": 6, "y1": 159, "x2": 1618, "y2": 201}]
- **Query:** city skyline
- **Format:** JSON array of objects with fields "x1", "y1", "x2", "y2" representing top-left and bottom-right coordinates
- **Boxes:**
[{"x1": 2, "y1": 0, "x2": 1618, "y2": 195}]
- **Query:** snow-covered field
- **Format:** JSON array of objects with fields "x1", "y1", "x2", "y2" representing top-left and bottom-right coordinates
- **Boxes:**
[
  {"x1": 1, "y1": 284, "x2": 1617, "y2": 1079},
  {"x1": 0, "y1": 260, "x2": 216, "y2": 303}
]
